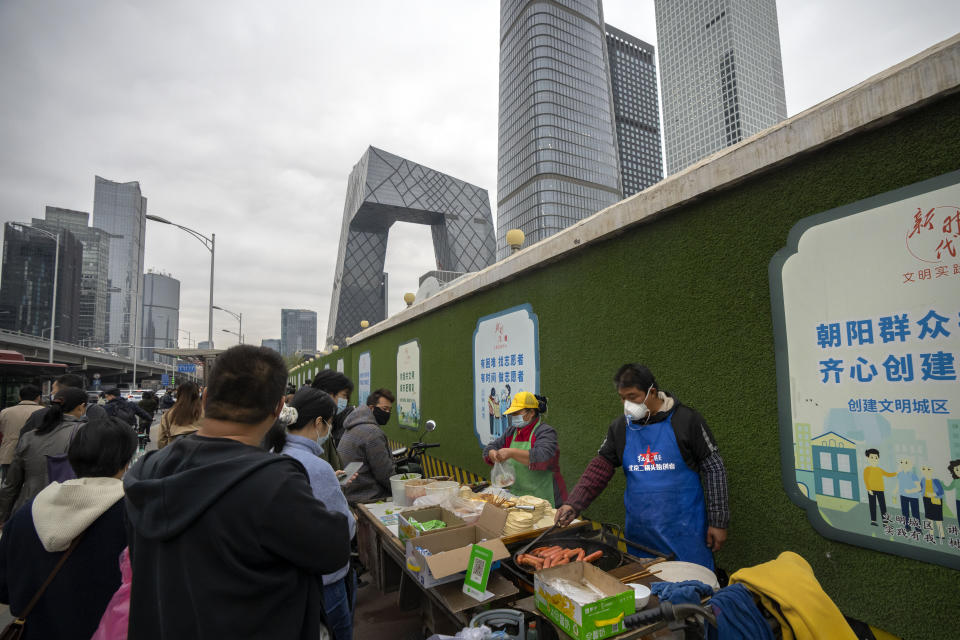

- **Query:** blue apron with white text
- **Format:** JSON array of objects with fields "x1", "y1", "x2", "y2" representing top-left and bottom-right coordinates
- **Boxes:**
[{"x1": 623, "y1": 411, "x2": 714, "y2": 570}]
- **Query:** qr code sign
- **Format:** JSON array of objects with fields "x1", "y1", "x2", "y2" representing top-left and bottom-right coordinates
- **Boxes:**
[{"x1": 470, "y1": 557, "x2": 485, "y2": 583}]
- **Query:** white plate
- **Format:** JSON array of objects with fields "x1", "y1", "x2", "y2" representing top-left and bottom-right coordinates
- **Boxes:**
[{"x1": 651, "y1": 561, "x2": 720, "y2": 590}]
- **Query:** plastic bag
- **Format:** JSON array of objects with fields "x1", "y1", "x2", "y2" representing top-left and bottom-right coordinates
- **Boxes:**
[
  {"x1": 490, "y1": 461, "x2": 515, "y2": 488},
  {"x1": 441, "y1": 495, "x2": 487, "y2": 524}
]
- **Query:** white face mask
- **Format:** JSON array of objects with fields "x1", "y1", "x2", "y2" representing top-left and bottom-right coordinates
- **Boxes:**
[{"x1": 624, "y1": 385, "x2": 654, "y2": 422}]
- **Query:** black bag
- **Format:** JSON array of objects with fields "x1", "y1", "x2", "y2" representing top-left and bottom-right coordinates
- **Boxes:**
[{"x1": 106, "y1": 400, "x2": 137, "y2": 427}]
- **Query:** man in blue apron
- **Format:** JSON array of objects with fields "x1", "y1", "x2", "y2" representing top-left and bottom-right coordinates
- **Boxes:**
[{"x1": 555, "y1": 364, "x2": 728, "y2": 570}]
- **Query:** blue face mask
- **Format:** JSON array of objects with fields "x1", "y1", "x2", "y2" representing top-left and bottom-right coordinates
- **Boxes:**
[
  {"x1": 510, "y1": 414, "x2": 526, "y2": 428},
  {"x1": 316, "y1": 419, "x2": 331, "y2": 447},
  {"x1": 337, "y1": 397, "x2": 348, "y2": 412}
]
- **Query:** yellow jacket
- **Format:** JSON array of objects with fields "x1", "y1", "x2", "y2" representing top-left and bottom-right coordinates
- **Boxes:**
[
  {"x1": 731, "y1": 551, "x2": 855, "y2": 640},
  {"x1": 863, "y1": 466, "x2": 896, "y2": 492}
]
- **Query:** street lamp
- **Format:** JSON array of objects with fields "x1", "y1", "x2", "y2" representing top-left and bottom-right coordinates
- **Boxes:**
[
  {"x1": 14, "y1": 224, "x2": 61, "y2": 363},
  {"x1": 221, "y1": 328, "x2": 242, "y2": 344},
  {"x1": 178, "y1": 328, "x2": 194, "y2": 349},
  {"x1": 213, "y1": 305, "x2": 242, "y2": 344},
  {"x1": 145, "y1": 214, "x2": 215, "y2": 349}
]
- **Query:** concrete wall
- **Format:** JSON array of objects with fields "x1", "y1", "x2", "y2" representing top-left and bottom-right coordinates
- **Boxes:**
[{"x1": 297, "y1": 36, "x2": 960, "y2": 638}]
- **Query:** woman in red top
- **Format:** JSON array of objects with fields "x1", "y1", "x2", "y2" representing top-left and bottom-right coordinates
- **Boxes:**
[{"x1": 482, "y1": 392, "x2": 567, "y2": 507}]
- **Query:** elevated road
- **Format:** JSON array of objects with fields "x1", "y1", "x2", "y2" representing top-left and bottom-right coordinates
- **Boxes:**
[{"x1": 0, "y1": 328, "x2": 175, "y2": 384}]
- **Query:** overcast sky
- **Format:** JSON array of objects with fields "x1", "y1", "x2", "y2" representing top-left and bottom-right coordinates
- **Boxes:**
[{"x1": 1, "y1": 1, "x2": 957, "y2": 349}]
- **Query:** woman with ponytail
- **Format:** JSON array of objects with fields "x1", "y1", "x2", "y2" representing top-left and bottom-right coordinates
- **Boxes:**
[{"x1": 0, "y1": 387, "x2": 88, "y2": 524}]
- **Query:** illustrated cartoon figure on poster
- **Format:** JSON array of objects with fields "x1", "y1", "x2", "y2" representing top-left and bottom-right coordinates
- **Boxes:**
[
  {"x1": 499, "y1": 384, "x2": 511, "y2": 435},
  {"x1": 863, "y1": 448, "x2": 897, "y2": 526},
  {"x1": 897, "y1": 457, "x2": 922, "y2": 531},
  {"x1": 919, "y1": 464, "x2": 946, "y2": 540},
  {"x1": 488, "y1": 387, "x2": 500, "y2": 437},
  {"x1": 946, "y1": 459, "x2": 960, "y2": 529}
]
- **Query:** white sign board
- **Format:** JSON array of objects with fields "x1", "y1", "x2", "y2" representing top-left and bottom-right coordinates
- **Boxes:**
[
  {"x1": 337, "y1": 358, "x2": 344, "y2": 373},
  {"x1": 472, "y1": 304, "x2": 539, "y2": 446},
  {"x1": 771, "y1": 171, "x2": 960, "y2": 569},
  {"x1": 397, "y1": 340, "x2": 421, "y2": 429},
  {"x1": 358, "y1": 352, "x2": 371, "y2": 407}
]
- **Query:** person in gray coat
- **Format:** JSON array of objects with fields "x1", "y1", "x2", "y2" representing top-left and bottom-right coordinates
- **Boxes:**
[
  {"x1": 0, "y1": 387, "x2": 88, "y2": 524},
  {"x1": 337, "y1": 389, "x2": 395, "y2": 504}
]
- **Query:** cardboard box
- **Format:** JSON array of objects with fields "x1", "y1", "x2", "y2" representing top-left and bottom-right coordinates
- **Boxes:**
[
  {"x1": 404, "y1": 503, "x2": 509, "y2": 588},
  {"x1": 535, "y1": 562, "x2": 636, "y2": 640},
  {"x1": 397, "y1": 506, "x2": 466, "y2": 542}
]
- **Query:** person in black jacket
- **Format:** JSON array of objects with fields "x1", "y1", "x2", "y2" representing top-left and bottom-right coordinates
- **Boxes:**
[
  {"x1": 124, "y1": 345, "x2": 351, "y2": 640},
  {"x1": 102, "y1": 388, "x2": 152, "y2": 429},
  {"x1": 0, "y1": 416, "x2": 136, "y2": 640},
  {"x1": 311, "y1": 370, "x2": 355, "y2": 447}
]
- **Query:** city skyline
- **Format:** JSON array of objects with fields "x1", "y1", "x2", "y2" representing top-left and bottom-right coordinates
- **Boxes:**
[{"x1": 1, "y1": 1, "x2": 957, "y2": 347}]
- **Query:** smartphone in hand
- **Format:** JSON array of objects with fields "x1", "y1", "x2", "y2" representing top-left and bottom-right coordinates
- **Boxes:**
[{"x1": 339, "y1": 461, "x2": 363, "y2": 485}]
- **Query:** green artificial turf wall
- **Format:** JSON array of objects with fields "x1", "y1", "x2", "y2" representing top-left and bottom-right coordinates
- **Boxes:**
[{"x1": 298, "y1": 93, "x2": 960, "y2": 638}]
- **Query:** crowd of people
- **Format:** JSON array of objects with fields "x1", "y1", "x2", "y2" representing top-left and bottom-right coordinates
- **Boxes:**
[
  {"x1": 0, "y1": 346, "x2": 364, "y2": 640},
  {"x1": 0, "y1": 345, "x2": 740, "y2": 639}
]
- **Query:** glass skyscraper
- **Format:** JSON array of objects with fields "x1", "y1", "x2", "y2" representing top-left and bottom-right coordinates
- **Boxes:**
[
  {"x1": 326, "y1": 146, "x2": 495, "y2": 346},
  {"x1": 605, "y1": 25, "x2": 664, "y2": 197},
  {"x1": 496, "y1": 0, "x2": 622, "y2": 260},
  {"x1": 92, "y1": 176, "x2": 147, "y2": 355},
  {"x1": 33, "y1": 207, "x2": 111, "y2": 347},
  {"x1": 0, "y1": 222, "x2": 83, "y2": 344},
  {"x1": 281, "y1": 309, "x2": 317, "y2": 357},
  {"x1": 655, "y1": 0, "x2": 786, "y2": 175},
  {"x1": 142, "y1": 271, "x2": 180, "y2": 362}
]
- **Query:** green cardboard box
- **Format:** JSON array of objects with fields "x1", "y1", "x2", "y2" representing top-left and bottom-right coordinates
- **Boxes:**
[{"x1": 535, "y1": 562, "x2": 636, "y2": 640}]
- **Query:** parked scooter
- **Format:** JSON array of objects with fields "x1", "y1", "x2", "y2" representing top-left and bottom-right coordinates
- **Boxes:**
[{"x1": 393, "y1": 419, "x2": 439, "y2": 475}]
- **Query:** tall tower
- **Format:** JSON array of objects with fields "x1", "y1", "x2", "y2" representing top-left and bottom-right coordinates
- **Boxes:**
[
  {"x1": 656, "y1": 0, "x2": 787, "y2": 175},
  {"x1": 33, "y1": 207, "x2": 111, "y2": 347},
  {"x1": 605, "y1": 25, "x2": 664, "y2": 197},
  {"x1": 326, "y1": 146, "x2": 495, "y2": 347},
  {"x1": 142, "y1": 271, "x2": 180, "y2": 362},
  {"x1": 92, "y1": 176, "x2": 147, "y2": 354},
  {"x1": 281, "y1": 309, "x2": 317, "y2": 357},
  {"x1": 496, "y1": 0, "x2": 622, "y2": 260},
  {"x1": 0, "y1": 222, "x2": 83, "y2": 344}
]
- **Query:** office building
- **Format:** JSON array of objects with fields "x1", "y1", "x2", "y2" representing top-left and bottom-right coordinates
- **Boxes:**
[
  {"x1": 496, "y1": 0, "x2": 622, "y2": 260},
  {"x1": 197, "y1": 341, "x2": 212, "y2": 350},
  {"x1": 281, "y1": 309, "x2": 317, "y2": 356},
  {"x1": 92, "y1": 176, "x2": 147, "y2": 355},
  {"x1": 261, "y1": 338, "x2": 281, "y2": 353},
  {"x1": 655, "y1": 0, "x2": 787, "y2": 174},
  {"x1": 142, "y1": 270, "x2": 180, "y2": 362},
  {"x1": 33, "y1": 207, "x2": 111, "y2": 347},
  {"x1": 0, "y1": 222, "x2": 83, "y2": 344},
  {"x1": 326, "y1": 146, "x2": 495, "y2": 346},
  {"x1": 605, "y1": 25, "x2": 664, "y2": 196}
]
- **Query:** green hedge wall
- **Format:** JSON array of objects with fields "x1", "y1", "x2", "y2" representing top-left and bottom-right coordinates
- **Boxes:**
[{"x1": 303, "y1": 93, "x2": 960, "y2": 638}]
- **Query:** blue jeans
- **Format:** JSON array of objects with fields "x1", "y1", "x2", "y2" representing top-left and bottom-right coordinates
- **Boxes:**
[{"x1": 323, "y1": 572, "x2": 355, "y2": 640}]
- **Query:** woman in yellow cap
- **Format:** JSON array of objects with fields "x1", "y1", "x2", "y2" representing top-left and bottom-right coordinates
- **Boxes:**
[{"x1": 482, "y1": 391, "x2": 567, "y2": 507}]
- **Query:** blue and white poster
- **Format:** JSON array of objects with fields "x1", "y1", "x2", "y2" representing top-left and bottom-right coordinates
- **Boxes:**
[
  {"x1": 472, "y1": 304, "x2": 539, "y2": 446},
  {"x1": 337, "y1": 358, "x2": 344, "y2": 373},
  {"x1": 771, "y1": 171, "x2": 960, "y2": 569},
  {"x1": 396, "y1": 340, "x2": 420, "y2": 430},
  {"x1": 358, "y1": 351, "x2": 371, "y2": 407}
]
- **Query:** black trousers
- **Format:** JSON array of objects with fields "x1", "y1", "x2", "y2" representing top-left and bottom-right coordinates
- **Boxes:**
[{"x1": 868, "y1": 490, "x2": 887, "y2": 522}]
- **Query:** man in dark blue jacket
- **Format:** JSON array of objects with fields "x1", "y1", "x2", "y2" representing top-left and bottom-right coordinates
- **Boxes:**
[{"x1": 124, "y1": 346, "x2": 350, "y2": 640}]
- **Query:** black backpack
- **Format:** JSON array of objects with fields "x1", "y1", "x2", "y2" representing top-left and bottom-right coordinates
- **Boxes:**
[{"x1": 106, "y1": 399, "x2": 138, "y2": 426}]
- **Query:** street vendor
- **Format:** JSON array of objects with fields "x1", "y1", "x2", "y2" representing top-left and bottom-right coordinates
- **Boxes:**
[
  {"x1": 482, "y1": 391, "x2": 567, "y2": 507},
  {"x1": 555, "y1": 364, "x2": 728, "y2": 570}
]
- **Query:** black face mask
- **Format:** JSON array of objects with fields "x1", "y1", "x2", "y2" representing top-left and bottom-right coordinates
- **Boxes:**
[{"x1": 373, "y1": 407, "x2": 390, "y2": 426}]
